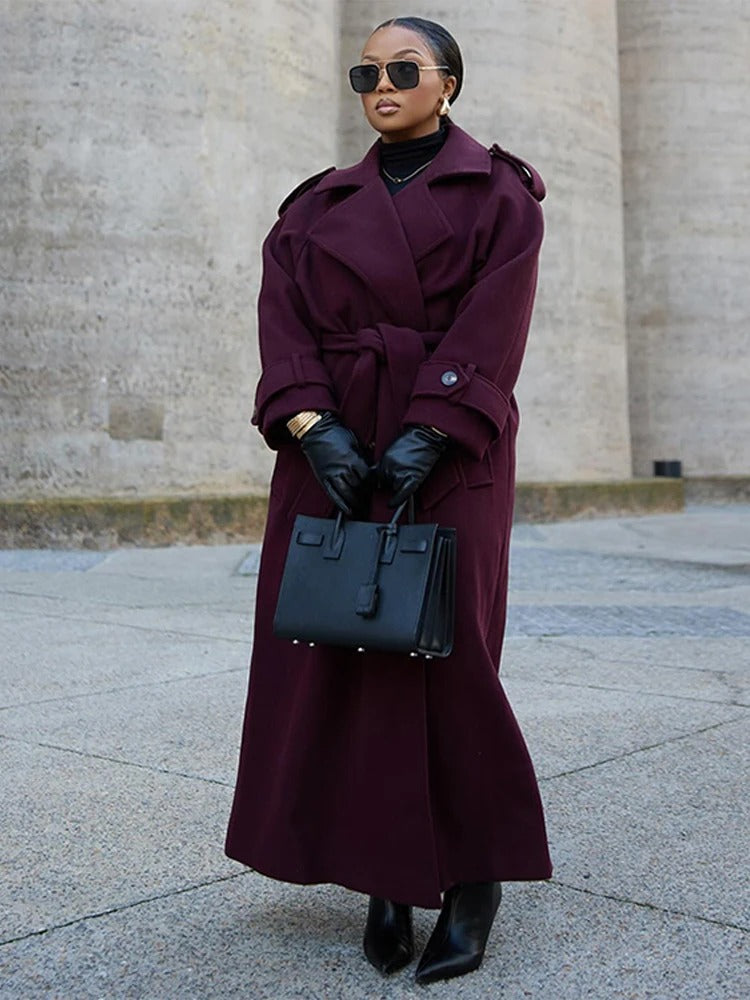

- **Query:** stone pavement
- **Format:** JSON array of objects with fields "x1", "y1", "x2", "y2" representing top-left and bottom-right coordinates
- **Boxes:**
[{"x1": 0, "y1": 505, "x2": 748, "y2": 999}]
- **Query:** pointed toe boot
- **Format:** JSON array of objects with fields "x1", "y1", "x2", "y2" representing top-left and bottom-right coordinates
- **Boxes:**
[
  {"x1": 363, "y1": 896, "x2": 414, "y2": 975},
  {"x1": 415, "y1": 881, "x2": 502, "y2": 985}
]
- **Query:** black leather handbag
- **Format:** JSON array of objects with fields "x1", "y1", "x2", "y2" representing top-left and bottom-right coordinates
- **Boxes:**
[{"x1": 273, "y1": 500, "x2": 456, "y2": 658}]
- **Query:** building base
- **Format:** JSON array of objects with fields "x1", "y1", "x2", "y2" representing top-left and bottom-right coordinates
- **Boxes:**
[{"x1": 0, "y1": 478, "x2": 694, "y2": 550}]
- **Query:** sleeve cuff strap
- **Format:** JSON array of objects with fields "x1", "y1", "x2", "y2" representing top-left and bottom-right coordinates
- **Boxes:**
[
  {"x1": 253, "y1": 355, "x2": 337, "y2": 436},
  {"x1": 402, "y1": 361, "x2": 511, "y2": 458},
  {"x1": 255, "y1": 354, "x2": 335, "y2": 408},
  {"x1": 253, "y1": 358, "x2": 338, "y2": 447}
]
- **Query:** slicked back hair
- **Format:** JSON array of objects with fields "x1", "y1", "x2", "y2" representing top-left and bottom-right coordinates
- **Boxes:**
[{"x1": 373, "y1": 16, "x2": 464, "y2": 109}]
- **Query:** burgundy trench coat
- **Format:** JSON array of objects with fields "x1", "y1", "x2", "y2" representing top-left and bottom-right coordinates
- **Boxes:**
[{"x1": 225, "y1": 120, "x2": 552, "y2": 908}]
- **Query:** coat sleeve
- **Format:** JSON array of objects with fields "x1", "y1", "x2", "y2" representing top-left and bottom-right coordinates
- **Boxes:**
[
  {"x1": 251, "y1": 215, "x2": 340, "y2": 449},
  {"x1": 401, "y1": 174, "x2": 544, "y2": 460}
]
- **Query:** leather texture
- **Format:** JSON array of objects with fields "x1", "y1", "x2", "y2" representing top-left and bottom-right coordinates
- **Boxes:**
[
  {"x1": 273, "y1": 502, "x2": 456, "y2": 657},
  {"x1": 377, "y1": 424, "x2": 450, "y2": 508},
  {"x1": 363, "y1": 897, "x2": 414, "y2": 975},
  {"x1": 415, "y1": 881, "x2": 503, "y2": 984},
  {"x1": 298, "y1": 411, "x2": 373, "y2": 516}
]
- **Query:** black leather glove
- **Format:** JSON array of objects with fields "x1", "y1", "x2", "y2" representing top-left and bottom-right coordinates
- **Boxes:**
[
  {"x1": 298, "y1": 412, "x2": 373, "y2": 516},
  {"x1": 377, "y1": 424, "x2": 449, "y2": 508}
]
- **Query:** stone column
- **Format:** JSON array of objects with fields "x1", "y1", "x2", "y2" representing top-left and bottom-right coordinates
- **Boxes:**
[
  {"x1": 619, "y1": 1, "x2": 750, "y2": 477},
  {"x1": 0, "y1": 0, "x2": 339, "y2": 500},
  {"x1": 339, "y1": 1, "x2": 632, "y2": 481}
]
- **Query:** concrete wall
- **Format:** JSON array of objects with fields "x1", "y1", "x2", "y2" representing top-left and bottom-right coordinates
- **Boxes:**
[
  {"x1": 0, "y1": 0, "x2": 338, "y2": 500},
  {"x1": 619, "y1": 1, "x2": 750, "y2": 476},
  {"x1": 339, "y1": 2, "x2": 633, "y2": 482},
  {"x1": 6, "y1": 2, "x2": 745, "y2": 503}
]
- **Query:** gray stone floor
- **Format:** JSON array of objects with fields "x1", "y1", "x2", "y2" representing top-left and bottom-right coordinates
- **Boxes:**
[{"x1": 1, "y1": 505, "x2": 748, "y2": 998}]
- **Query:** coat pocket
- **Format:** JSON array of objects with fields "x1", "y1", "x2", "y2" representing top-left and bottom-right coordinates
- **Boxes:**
[
  {"x1": 418, "y1": 453, "x2": 462, "y2": 511},
  {"x1": 461, "y1": 448, "x2": 495, "y2": 489},
  {"x1": 417, "y1": 446, "x2": 495, "y2": 512}
]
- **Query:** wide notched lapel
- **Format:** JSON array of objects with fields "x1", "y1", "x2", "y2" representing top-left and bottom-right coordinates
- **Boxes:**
[
  {"x1": 391, "y1": 180, "x2": 453, "y2": 265},
  {"x1": 391, "y1": 122, "x2": 492, "y2": 265},
  {"x1": 307, "y1": 122, "x2": 493, "y2": 331},
  {"x1": 307, "y1": 169, "x2": 429, "y2": 331}
]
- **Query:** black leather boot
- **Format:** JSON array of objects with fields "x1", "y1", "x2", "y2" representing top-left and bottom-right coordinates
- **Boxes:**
[
  {"x1": 415, "y1": 881, "x2": 502, "y2": 985},
  {"x1": 363, "y1": 896, "x2": 414, "y2": 974}
]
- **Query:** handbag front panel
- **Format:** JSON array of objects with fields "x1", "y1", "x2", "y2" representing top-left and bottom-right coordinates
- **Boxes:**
[{"x1": 273, "y1": 514, "x2": 441, "y2": 653}]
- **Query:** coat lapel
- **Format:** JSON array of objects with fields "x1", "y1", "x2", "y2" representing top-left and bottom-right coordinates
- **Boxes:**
[
  {"x1": 307, "y1": 172, "x2": 428, "y2": 329},
  {"x1": 391, "y1": 176, "x2": 453, "y2": 265},
  {"x1": 307, "y1": 122, "x2": 492, "y2": 331}
]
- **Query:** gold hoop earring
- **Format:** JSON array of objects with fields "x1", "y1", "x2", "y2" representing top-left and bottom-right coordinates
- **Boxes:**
[{"x1": 439, "y1": 96, "x2": 451, "y2": 116}]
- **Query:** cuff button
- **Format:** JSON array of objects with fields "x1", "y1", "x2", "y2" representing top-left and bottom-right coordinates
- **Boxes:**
[{"x1": 441, "y1": 370, "x2": 459, "y2": 386}]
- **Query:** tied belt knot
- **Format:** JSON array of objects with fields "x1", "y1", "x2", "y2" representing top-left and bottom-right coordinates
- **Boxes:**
[
  {"x1": 335, "y1": 327, "x2": 389, "y2": 359},
  {"x1": 319, "y1": 325, "x2": 443, "y2": 454}
]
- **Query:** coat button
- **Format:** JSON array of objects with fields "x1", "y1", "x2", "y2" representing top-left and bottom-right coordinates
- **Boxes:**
[{"x1": 441, "y1": 370, "x2": 459, "y2": 387}]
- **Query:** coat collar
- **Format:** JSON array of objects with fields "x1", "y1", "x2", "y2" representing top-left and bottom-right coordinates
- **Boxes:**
[
  {"x1": 315, "y1": 120, "x2": 492, "y2": 193},
  {"x1": 304, "y1": 122, "x2": 491, "y2": 331}
]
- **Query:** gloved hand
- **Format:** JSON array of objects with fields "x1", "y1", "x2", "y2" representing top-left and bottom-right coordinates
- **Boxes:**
[
  {"x1": 377, "y1": 424, "x2": 449, "y2": 508},
  {"x1": 298, "y1": 412, "x2": 373, "y2": 516}
]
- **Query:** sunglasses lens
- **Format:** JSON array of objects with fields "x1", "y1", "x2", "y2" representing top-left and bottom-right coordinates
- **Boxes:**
[
  {"x1": 349, "y1": 61, "x2": 423, "y2": 93},
  {"x1": 349, "y1": 65, "x2": 378, "y2": 93},
  {"x1": 388, "y1": 61, "x2": 420, "y2": 89}
]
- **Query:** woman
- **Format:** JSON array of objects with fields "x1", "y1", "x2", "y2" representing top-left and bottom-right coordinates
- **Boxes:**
[{"x1": 225, "y1": 16, "x2": 552, "y2": 985}]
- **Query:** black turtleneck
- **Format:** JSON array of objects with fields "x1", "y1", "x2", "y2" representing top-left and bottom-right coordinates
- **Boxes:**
[{"x1": 379, "y1": 118, "x2": 449, "y2": 195}]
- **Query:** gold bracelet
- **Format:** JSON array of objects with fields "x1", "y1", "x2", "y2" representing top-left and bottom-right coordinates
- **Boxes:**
[
  {"x1": 429, "y1": 425, "x2": 448, "y2": 437},
  {"x1": 286, "y1": 411, "x2": 316, "y2": 436},
  {"x1": 287, "y1": 410, "x2": 322, "y2": 439},
  {"x1": 296, "y1": 414, "x2": 321, "y2": 438}
]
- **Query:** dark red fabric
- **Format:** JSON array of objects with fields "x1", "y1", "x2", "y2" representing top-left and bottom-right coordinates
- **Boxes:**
[{"x1": 225, "y1": 121, "x2": 552, "y2": 907}]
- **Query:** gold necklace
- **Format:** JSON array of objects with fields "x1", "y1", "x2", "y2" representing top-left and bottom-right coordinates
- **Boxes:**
[{"x1": 381, "y1": 158, "x2": 435, "y2": 184}]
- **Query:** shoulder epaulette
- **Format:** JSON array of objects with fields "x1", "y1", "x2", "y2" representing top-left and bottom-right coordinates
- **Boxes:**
[
  {"x1": 488, "y1": 144, "x2": 546, "y2": 202},
  {"x1": 277, "y1": 166, "x2": 336, "y2": 217}
]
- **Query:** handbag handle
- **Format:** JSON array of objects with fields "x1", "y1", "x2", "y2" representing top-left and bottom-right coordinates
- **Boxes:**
[
  {"x1": 326, "y1": 495, "x2": 416, "y2": 563},
  {"x1": 330, "y1": 495, "x2": 415, "y2": 534},
  {"x1": 389, "y1": 496, "x2": 416, "y2": 525},
  {"x1": 326, "y1": 510, "x2": 346, "y2": 559}
]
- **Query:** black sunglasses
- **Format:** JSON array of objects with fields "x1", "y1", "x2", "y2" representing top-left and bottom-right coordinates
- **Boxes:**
[{"x1": 348, "y1": 60, "x2": 449, "y2": 94}]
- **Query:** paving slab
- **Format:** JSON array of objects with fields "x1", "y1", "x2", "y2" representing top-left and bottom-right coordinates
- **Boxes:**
[
  {"x1": 506, "y1": 603, "x2": 750, "y2": 637},
  {"x1": 503, "y1": 635, "x2": 750, "y2": 707},
  {"x1": 544, "y1": 715, "x2": 750, "y2": 930},
  {"x1": 0, "y1": 616, "x2": 247, "y2": 708},
  {"x1": 503, "y1": 677, "x2": 743, "y2": 780},
  {"x1": 86, "y1": 543, "x2": 255, "y2": 579},
  {"x1": 0, "y1": 550, "x2": 110, "y2": 572},
  {"x1": 0, "y1": 739, "x2": 236, "y2": 943},
  {"x1": 1, "y1": 594, "x2": 255, "y2": 649},
  {"x1": 0, "y1": 670, "x2": 248, "y2": 786},
  {"x1": 506, "y1": 584, "x2": 750, "y2": 619},
  {"x1": 511, "y1": 505, "x2": 750, "y2": 566},
  {"x1": 0, "y1": 568, "x2": 255, "y2": 614},
  {"x1": 505, "y1": 634, "x2": 750, "y2": 677},
  {"x1": 508, "y1": 544, "x2": 747, "y2": 592}
]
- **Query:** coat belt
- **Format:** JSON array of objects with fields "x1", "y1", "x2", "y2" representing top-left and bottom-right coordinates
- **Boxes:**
[{"x1": 319, "y1": 326, "x2": 443, "y2": 452}]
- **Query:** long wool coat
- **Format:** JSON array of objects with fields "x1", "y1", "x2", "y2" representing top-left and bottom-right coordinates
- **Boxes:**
[{"x1": 225, "y1": 120, "x2": 552, "y2": 908}]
